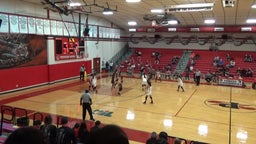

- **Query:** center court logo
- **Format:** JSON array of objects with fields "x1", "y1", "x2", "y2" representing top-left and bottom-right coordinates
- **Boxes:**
[
  {"x1": 204, "y1": 99, "x2": 256, "y2": 112},
  {"x1": 93, "y1": 109, "x2": 113, "y2": 117}
]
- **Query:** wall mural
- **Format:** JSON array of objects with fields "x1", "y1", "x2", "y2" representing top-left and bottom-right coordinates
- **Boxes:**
[{"x1": 0, "y1": 34, "x2": 47, "y2": 69}]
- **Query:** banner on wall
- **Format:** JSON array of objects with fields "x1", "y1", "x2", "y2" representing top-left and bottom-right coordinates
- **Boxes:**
[
  {"x1": 55, "y1": 37, "x2": 85, "y2": 60},
  {"x1": 0, "y1": 34, "x2": 47, "y2": 69},
  {"x1": 19, "y1": 16, "x2": 28, "y2": 34},
  {"x1": 36, "y1": 18, "x2": 44, "y2": 35},
  {"x1": 28, "y1": 17, "x2": 36, "y2": 34},
  {"x1": 0, "y1": 14, "x2": 9, "y2": 33},
  {"x1": 9, "y1": 15, "x2": 19, "y2": 33}
]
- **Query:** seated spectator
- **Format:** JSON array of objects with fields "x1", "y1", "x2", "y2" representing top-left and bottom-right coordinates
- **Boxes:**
[
  {"x1": 155, "y1": 131, "x2": 168, "y2": 144},
  {"x1": 33, "y1": 120, "x2": 42, "y2": 130},
  {"x1": 229, "y1": 60, "x2": 235, "y2": 68},
  {"x1": 135, "y1": 51, "x2": 142, "y2": 56},
  {"x1": 5, "y1": 127, "x2": 46, "y2": 144},
  {"x1": 205, "y1": 71, "x2": 213, "y2": 83},
  {"x1": 56, "y1": 116, "x2": 77, "y2": 144},
  {"x1": 226, "y1": 53, "x2": 231, "y2": 61},
  {"x1": 236, "y1": 67, "x2": 241, "y2": 75},
  {"x1": 40, "y1": 115, "x2": 57, "y2": 144},
  {"x1": 217, "y1": 59, "x2": 224, "y2": 67},
  {"x1": 213, "y1": 56, "x2": 219, "y2": 63},
  {"x1": 78, "y1": 121, "x2": 90, "y2": 143},
  {"x1": 190, "y1": 59, "x2": 195, "y2": 66},
  {"x1": 194, "y1": 53, "x2": 200, "y2": 60},
  {"x1": 213, "y1": 61, "x2": 217, "y2": 67},
  {"x1": 246, "y1": 68, "x2": 253, "y2": 77},
  {"x1": 241, "y1": 68, "x2": 247, "y2": 77},
  {"x1": 90, "y1": 124, "x2": 129, "y2": 144},
  {"x1": 146, "y1": 131, "x2": 158, "y2": 144},
  {"x1": 248, "y1": 55, "x2": 253, "y2": 62},
  {"x1": 73, "y1": 122, "x2": 80, "y2": 140}
]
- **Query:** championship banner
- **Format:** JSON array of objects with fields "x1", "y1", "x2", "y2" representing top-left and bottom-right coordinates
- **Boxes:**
[
  {"x1": 90, "y1": 25, "x2": 97, "y2": 38},
  {"x1": 44, "y1": 19, "x2": 51, "y2": 35},
  {"x1": 50, "y1": 20, "x2": 57, "y2": 35},
  {"x1": 9, "y1": 15, "x2": 19, "y2": 33},
  {"x1": 99, "y1": 27, "x2": 103, "y2": 38},
  {"x1": 36, "y1": 18, "x2": 44, "y2": 35},
  {"x1": 63, "y1": 22, "x2": 69, "y2": 36},
  {"x1": 19, "y1": 16, "x2": 28, "y2": 34},
  {"x1": 56, "y1": 21, "x2": 63, "y2": 36},
  {"x1": 28, "y1": 17, "x2": 36, "y2": 34},
  {"x1": 68, "y1": 22, "x2": 76, "y2": 37},
  {"x1": 0, "y1": 14, "x2": 9, "y2": 33}
]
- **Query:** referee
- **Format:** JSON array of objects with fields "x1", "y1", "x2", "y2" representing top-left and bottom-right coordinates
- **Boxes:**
[{"x1": 80, "y1": 90, "x2": 95, "y2": 121}]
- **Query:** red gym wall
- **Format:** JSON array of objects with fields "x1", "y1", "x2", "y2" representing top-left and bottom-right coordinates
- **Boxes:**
[{"x1": 0, "y1": 61, "x2": 92, "y2": 93}]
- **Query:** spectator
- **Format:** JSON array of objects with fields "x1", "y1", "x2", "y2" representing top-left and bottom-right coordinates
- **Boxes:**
[
  {"x1": 246, "y1": 68, "x2": 253, "y2": 77},
  {"x1": 72, "y1": 122, "x2": 80, "y2": 140},
  {"x1": 146, "y1": 131, "x2": 158, "y2": 144},
  {"x1": 217, "y1": 59, "x2": 224, "y2": 67},
  {"x1": 90, "y1": 124, "x2": 129, "y2": 144},
  {"x1": 33, "y1": 120, "x2": 42, "y2": 130},
  {"x1": 80, "y1": 64, "x2": 85, "y2": 81},
  {"x1": 78, "y1": 121, "x2": 90, "y2": 143},
  {"x1": 40, "y1": 115, "x2": 57, "y2": 144},
  {"x1": 229, "y1": 60, "x2": 235, "y2": 68},
  {"x1": 155, "y1": 131, "x2": 168, "y2": 144},
  {"x1": 89, "y1": 120, "x2": 102, "y2": 144},
  {"x1": 5, "y1": 127, "x2": 46, "y2": 144},
  {"x1": 56, "y1": 116, "x2": 77, "y2": 144},
  {"x1": 90, "y1": 120, "x2": 101, "y2": 133}
]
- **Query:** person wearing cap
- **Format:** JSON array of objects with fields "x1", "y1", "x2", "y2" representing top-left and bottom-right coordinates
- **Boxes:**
[
  {"x1": 80, "y1": 89, "x2": 95, "y2": 121},
  {"x1": 56, "y1": 116, "x2": 77, "y2": 144}
]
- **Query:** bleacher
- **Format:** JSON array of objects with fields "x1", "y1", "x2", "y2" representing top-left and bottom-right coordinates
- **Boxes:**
[
  {"x1": 192, "y1": 50, "x2": 256, "y2": 82},
  {"x1": 122, "y1": 48, "x2": 184, "y2": 75}
]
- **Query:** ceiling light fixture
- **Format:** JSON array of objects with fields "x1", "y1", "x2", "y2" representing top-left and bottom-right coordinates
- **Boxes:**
[
  {"x1": 68, "y1": 2, "x2": 81, "y2": 7},
  {"x1": 151, "y1": 9, "x2": 164, "y2": 13},
  {"x1": 204, "y1": 19, "x2": 215, "y2": 24},
  {"x1": 246, "y1": 19, "x2": 256, "y2": 24},
  {"x1": 166, "y1": 3, "x2": 214, "y2": 12},
  {"x1": 252, "y1": 4, "x2": 256, "y2": 8},
  {"x1": 168, "y1": 20, "x2": 178, "y2": 25},
  {"x1": 128, "y1": 21, "x2": 137, "y2": 26},
  {"x1": 102, "y1": 8, "x2": 114, "y2": 15},
  {"x1": 126, "y1": 0, "x2": 141, "y2": 3}
]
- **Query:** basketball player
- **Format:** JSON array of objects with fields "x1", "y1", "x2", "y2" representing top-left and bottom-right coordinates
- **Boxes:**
[
  {"x1": 90, "y1": 74, "x2": 98, "y2": 93},
  {"x1": 142, "y1": 73, "x2": 147, "y2": 91},
  {"x1": 143, "y1": 80, "x2": 153, "y2": 104},
  {"x1": 177, "y1": 76, "x2": 185, "y2": 92},
  {"x1": 155, "y1": 69, "x2": 161, "y2": 82}
]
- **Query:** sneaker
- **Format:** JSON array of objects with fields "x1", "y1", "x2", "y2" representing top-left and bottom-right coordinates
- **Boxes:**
[
  {"x1": 90, "y1": 118, "x2": 95, "y2": 121},
  {"x1": 143, "y1": 101, "x2": 146, "y2": 104}
]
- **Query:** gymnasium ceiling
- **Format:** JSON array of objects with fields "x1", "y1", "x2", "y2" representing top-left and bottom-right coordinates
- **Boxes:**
[{"x1": 22, "y1": 0, "x2": 256, "y2": 31}]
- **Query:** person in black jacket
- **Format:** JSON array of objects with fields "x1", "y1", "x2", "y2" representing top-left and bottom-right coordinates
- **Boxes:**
[
  {"x1": 56, "y1": 117, "x2": 77, "y2": 144},
  {"x1": 40, "y1": 115, "x2": 57, "y2": 144}
]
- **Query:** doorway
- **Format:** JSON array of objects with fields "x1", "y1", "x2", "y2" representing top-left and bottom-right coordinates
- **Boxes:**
[{"x1": 93, "y1": 57, "x2": 101, "y2": 74}]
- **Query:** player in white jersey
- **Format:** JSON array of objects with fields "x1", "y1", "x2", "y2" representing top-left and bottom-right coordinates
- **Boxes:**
[
  {"x1": 143, "y1": 80, "x2": 153, "y2": 104},
  {"x1": 141, "y1": 73, "x2": 147, "y2": 91},
  {"x1": 177, "y1": 76, "x2": 185, "y2": 92}
]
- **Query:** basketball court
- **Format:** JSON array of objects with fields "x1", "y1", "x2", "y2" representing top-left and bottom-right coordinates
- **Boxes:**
[{"x1": 1, "y1": 74, "x2": 256, "y2": 144}]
